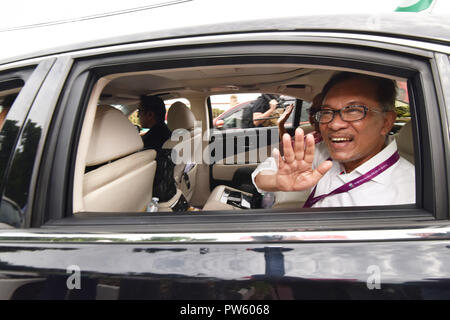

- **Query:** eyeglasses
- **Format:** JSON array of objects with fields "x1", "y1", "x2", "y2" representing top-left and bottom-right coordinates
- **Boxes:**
[{"x1": 314, "y1": 105, "x2": 383, "y2": 124}]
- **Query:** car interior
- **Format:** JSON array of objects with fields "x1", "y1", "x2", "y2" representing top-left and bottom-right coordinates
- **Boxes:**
[{"x1": 72, "y1": 64, "x2": 413, "y2": 214}]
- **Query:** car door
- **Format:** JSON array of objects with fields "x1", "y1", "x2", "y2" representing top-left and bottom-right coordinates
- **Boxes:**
[{"x1": 0, "y1": 19, "x2": 449, "y2": 303}]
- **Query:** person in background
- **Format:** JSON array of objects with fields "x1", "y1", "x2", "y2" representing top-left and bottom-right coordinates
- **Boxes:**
[
  {"x1": 138, "y1": 95, "x2": 172, "y2": 150},
  {"x1": 252, "y1": 94, "x2": 280, "y2": 127}
]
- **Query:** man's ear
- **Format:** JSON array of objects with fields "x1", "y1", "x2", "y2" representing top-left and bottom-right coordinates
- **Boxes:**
[{"x1": 381, "y1": 111, "x2": 397, "y2": 136}]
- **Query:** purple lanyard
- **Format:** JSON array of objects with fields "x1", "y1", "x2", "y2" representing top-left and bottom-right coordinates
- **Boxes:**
[{"x1": 303, "y1": 151, "x2": 400, "y2": 208}]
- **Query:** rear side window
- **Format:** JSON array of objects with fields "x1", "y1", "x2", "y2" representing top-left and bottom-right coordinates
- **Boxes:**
[
  {"x1": 0, "y1": 80, "x2": 25, "y2": 184},
  {"x1": 0, "y1": 80, "x2": 26, "y2": 227},
  {"x1": 0, "y1": 61, "x2": 54, "y2": 229}
]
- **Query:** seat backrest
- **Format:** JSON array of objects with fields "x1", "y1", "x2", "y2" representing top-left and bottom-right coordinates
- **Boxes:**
[
  {"x1": 162, "y1": 102, "x2": 201, "y2": 203},
  {"x1": 166, "y1": 101, "x2": 196, "y2": 132},
  {"x1": 82, "y1": 105, "x2": 157, "y2": 212},
  {"x1": 164, "y1": 101, "x2": 202, "y2": 161},
  {"x1": 396, "y1": 120, "x2": 414, "y2": 164}
]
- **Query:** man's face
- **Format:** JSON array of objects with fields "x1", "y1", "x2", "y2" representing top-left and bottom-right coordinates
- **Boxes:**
[
  {"x1": 138, "y1": 108, "x2": 155, "y2": 128},
  {"x1": 319, "y1": 78, "x2": 396, "y2": 172}
]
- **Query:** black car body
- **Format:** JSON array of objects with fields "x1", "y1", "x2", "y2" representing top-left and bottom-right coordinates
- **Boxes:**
[{"x1": 0, "y1": 3, "x2": 449, "y2": 301}]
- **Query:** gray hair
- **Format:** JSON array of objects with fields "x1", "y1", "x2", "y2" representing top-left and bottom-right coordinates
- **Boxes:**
[{"x1": 322, "y1": 72, "x2": 397, "y2": 112}]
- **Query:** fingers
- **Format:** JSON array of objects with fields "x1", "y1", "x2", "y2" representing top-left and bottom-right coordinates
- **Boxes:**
[
  {"x1": 303, "y1": 133, "x2": 315, "y2": 164},
  {"x1": 281, "y1": 128, "x2": 317, "y2": 164},
  {"x1": 314, "y1": 160, "x2": 333, "y2": 178},
  {"x1": 282, "y1": 133, "x2": 295, "y2": 163},
  {"x1": 295, "y1": 160, "x2": 332, "y2": 190},
  {"x1": 293, "y1": 128, "x2": 305, "y2": 161},
  {"x1": 272, "y1": 148, "x2": 284, "y2": 170}
]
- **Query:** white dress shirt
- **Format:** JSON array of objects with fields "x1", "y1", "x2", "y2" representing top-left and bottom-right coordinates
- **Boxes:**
[{"x1": 251, "y1": 138, "x2": 415, "y2": 207}]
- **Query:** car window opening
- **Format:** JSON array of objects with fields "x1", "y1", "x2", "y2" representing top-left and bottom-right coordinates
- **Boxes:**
[{"x1": 71, "y1": 65, "x2": 415, "y2": 217}]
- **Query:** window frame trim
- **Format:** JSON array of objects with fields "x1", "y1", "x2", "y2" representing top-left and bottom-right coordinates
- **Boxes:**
[{"x1": 3, "y1": 218, "x2": 450, "y2": 243}]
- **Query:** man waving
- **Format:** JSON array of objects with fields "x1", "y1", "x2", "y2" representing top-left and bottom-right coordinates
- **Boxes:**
[{"x1": 252, "y1": 72, "x2": 415, "y2": 207}]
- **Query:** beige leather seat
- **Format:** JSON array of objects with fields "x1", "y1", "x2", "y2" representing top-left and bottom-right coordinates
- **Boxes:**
[
  {"x1": 161, "y1": 102, "x2": 201, "y2": 204},
  {"x1": 396, "y1": 120, "x2": 414, "y2": 164},
  {"x1": 166, "y1": 101, "x2": 196, "y2": 136},
  {"x1": 83, "y1": 105, "x2": 157, "y2": 212}
]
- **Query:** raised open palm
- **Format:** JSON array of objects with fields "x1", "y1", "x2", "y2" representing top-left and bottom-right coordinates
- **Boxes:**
[{"x1": 273, "y1": 128, "x2": 332, "y2": 191}]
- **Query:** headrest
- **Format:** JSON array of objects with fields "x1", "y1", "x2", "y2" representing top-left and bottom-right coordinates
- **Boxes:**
[
  {"x1": 167, "y1": 101, "x2": 195, "y2": 131},
  {"x1": 396, "y1": 120, "x2": 414, "y2": 164},
  {"x1": 86, "y1": 105, "x2": 143, "y2": 166}
]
